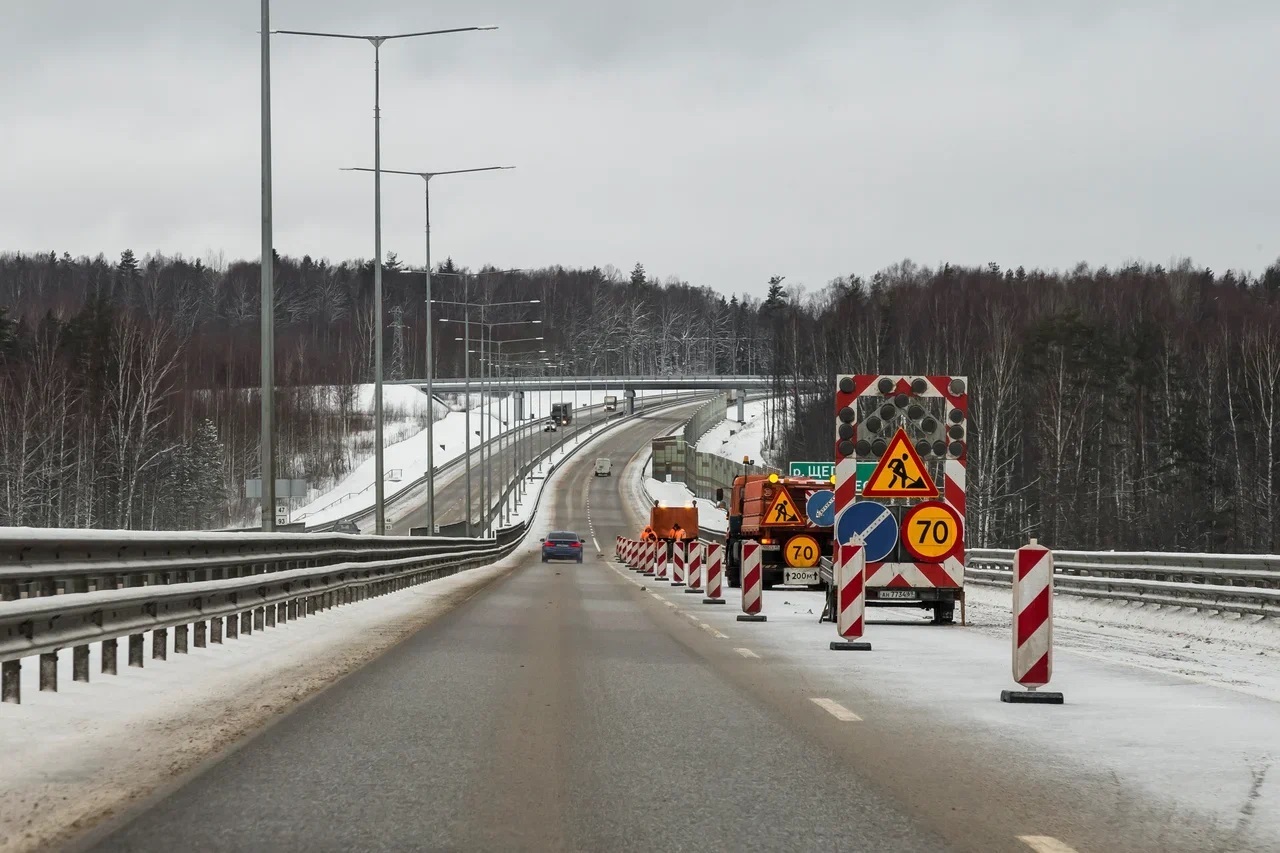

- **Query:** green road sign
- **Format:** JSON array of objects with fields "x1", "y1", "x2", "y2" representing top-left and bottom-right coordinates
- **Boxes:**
[{"x1": 788, "y1": 461, "x2": 877, "y2": 491}]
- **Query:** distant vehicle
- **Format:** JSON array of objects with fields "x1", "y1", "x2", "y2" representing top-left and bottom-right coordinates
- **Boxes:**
[
  {"x1": 594, "y1": 458, "x2": 612, "y2": 477},
  {"x1": 541, "y1": 531, "x2": 584, "y2": 563},
  {"x1": 332, "y1": 520, "x2": 360, "y2": 535},
  {"x1": 543, "y1": 419, "x2": 558, "y2": 432},
  {"x1": 604, "y1": 395, "x2": 618, "y2": 411},
  {"x1": 551, "y1": 402, "x2": 573, "y2": 424}
]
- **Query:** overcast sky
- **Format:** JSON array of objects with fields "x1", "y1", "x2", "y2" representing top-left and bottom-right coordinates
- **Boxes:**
[{"x1": 3, "y1": 2, "x2": 1278, "y2": 299}]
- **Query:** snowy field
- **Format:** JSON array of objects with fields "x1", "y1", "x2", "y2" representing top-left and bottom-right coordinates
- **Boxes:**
[
  {"x1": 0, "y1": 397, "x2": 647, "y2": 853},
  {"x1": 696, "y1": 398, "x2": 768, "y2": 465},
  {"x1": 294, "y1": 387, "x2": 694, "y2": 527},
  {"x1": 625, "y1": 461, "x2": 1280, "y2": 849}
]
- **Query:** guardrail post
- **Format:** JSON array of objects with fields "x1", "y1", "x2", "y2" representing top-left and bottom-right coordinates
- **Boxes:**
[
  {"x1": 128, "y1": 634, "x2": 144, "y2": 667},
  {"x1": 153, "y1": 629, "x2": 167, "y2": 661},
  {"x1": 40, "y1": 651, "x2": 58, "y2": 691},
  {"x1": 194, "y1": 621, "x2": 207, "y2": 648},
  {"x1": 266, "y1": 604, "x2": 276, "y2": 628},
  {"x1": 254, "y1": 607, "x2": 265, "y2": 631},
  {"x1": 2, "y1": 660, "x2": 20, "y2": 703},
  {"x1": 102, "y1": 638, "x2": 118, "y2": 674},
  {"x1": 211, "y1": 616, "x2": 223, "y2": 644},
  {"x1": 73, "y1": 644, "x2": 90, "y2": 681},
  {"x1": 240, "y1": 611, "x2": 252, "y2": 635},
  {"x1": 175, "y1": 624, "x2": 189, "y2": 654},
  {"x1": 226, "y1": 613, "x2": 238, "y2": 640}
]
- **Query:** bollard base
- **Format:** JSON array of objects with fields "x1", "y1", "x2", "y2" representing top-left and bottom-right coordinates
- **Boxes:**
[
  {"x1": 1001, "y1": 689, "x2": 1064, "y2": 704},
  {"x1": 683, "y1": 588, "x2": 703, "y2": 594},
  {"x1": 737, "y1": 613, "x2": 767, "y2": 622},
  {"x1": 702, "y1": 598, "x2": 727, "y2": 605},
  {"x1": 643, "y1": 571, "x2": 656, "y2": 577},
  {"x1": 830, "y1": 640, "x2": 872, "y2": 651},
  {"x1": 670, "y1": 582, "x2": 685, "y2": 587}
]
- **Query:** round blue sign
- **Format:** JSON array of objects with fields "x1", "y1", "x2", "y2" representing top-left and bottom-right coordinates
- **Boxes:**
[
  {"x1": 806, "y1": 490, "x2": 836, "y2": 527},
  {"x1": 835, "y1": 500, "x2": 898, "y2": 563}
]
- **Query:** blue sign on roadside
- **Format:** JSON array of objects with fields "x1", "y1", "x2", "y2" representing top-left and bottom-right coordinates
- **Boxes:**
[
  {"x1": 835, "y1": 500, "x2": 898, "y2": 563},
  {"x1": 806, "y1": 490, "x2": 835, "y2": 527}
]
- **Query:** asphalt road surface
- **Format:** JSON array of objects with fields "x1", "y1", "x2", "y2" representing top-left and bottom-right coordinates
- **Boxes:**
[{"x1": 79, "y1": 405, "x2": 1226, "y2": 852}]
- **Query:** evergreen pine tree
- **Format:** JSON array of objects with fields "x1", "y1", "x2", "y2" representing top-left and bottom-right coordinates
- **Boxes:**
[{"x1": 630, "y1": 263, "x2": 646, "y2": 287}]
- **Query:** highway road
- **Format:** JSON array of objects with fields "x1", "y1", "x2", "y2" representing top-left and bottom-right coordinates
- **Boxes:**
[{"x1": 80, "y1": 406, "x2": 1254, "y2": 852}]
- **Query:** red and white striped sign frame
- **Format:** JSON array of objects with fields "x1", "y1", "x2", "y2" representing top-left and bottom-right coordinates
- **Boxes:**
[
  {"x1": 1012, "y1": 543, "x2": 1053, "y2": 688},
  {"x1": 686, "y1": 542, "x2": 703, "y2": 591},
  {"x1": 704, "y1": 543, "x2": 724, "y2": 600},
  {"x1": 834, "y1": 374, "x2": 968, "y2": 591},
  {"x1": 741, "y1": 541, "x2": 763, "y2": 614},
  {"x1": 836, "y1": 541, "x2": 867, "y2": 640}
]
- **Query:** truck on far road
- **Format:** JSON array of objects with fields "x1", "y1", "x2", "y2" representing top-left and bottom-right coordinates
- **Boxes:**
[{"x1": 551, "y1": 402, "x2": 573, "y2": 425}]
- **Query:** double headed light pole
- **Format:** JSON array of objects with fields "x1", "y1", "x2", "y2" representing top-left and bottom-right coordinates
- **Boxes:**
[
  {"x1": 274, "y1": 21, "x2": 497, "y2": 535},
  {"x1": 341, "y1": 167, "x2": 514, "y2": 536}
]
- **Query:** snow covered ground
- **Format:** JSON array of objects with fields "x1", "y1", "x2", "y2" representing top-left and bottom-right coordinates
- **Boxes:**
[
  {"x1": 294, "y1": 388, "x2": 693, "y2": 526},
  {"x1": 696, "y1": 398, "x2": 768, "y2": 465}
]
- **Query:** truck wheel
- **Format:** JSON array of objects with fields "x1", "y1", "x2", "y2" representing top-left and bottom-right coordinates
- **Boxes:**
[
  {"x1": 932, "y1": 602, "x2": 956, "y2": 625},
  {"x1": 727, "y1": 567, "x2": 741, "y2": 589}
]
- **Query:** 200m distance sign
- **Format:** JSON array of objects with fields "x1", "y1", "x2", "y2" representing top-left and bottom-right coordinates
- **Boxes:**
[
  {"x1": 835, "y1": 500, "x2": 898, "y2": 563},
  {"x1": 900, "y1": 501, "x2": 963, "y2": 562}
]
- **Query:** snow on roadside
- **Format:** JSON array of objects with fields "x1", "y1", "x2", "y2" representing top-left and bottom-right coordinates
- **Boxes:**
[{"x1": 697, "y1": 399, "x2": 768, "y2": 465}]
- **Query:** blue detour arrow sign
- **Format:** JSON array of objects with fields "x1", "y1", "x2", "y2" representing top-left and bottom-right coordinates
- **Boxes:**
[
  {"x1": 806, "y1": 490, "x2": 835, "y2": 527},
  {"x1": 836, "y1": 500, "x2": 898, "y2": 563}
]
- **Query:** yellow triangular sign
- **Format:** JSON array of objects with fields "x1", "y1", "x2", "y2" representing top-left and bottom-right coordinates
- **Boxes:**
[
  {"x1": 862, "y1": 428, "x2": 939, "y2": 499},
  {"x1": 764, "y1": 489, "x2": 804, "y2": 526}
]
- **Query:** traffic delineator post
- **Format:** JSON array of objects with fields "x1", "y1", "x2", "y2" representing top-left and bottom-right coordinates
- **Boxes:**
[
  {"x1": 683, "y1": 542, "x2": 704, "y2": 593},
  {"x1": 670, "y1": 541, "x2": 687, "y2": 587},
  {"x1": 702, "y1": 543, "x2": 726, "y2": 604},
  {"x1": 1001, "y1": 539, "x2": 1063, "y2": 704},
  {"x1": 655, "y1": 542, "x2": 669, "y2": 580},
  {"x1": 643, "y1": 541, "x2": 657, "y2": 576},
  {"x1": 616, "y1": 537, "x2": 623, "y2": 561},
  {"x1": 831, "y1": 540, "x2": 871, "y2": 651},
  {"x1": 737, "y1": 540, "x2": 767, "y2": 622}
]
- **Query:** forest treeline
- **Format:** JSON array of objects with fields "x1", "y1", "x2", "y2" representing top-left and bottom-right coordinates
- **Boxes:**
[
  {"x1": 4, "y1": 247, "x2": 1280, "y2": 552},
  {"x1": 762, "y1": 258, "x2": 1280, "y2": 552},
  {"x1": 0, "y1": 251, "x2": 755, "y2": 529}
]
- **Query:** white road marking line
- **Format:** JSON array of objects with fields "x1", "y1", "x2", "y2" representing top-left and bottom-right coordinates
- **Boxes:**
[
  {"x1": 684, "y1": 612, "x2": 699, "y2": 622},
  {"x1": 810, "y1": 698, "x2": 862, "y2": 722},
  {"x1": 650, "y1": 592, "x2": 664, "y2": 601},
  {"x1": 664, "y1": 601, "x2": 677, "y2": 608},
  {"x1": 1017, "y1": 837, "x2": 1080, "y2": 853},
  {"x1": 700, "y1": 623, "x2": 728, "y2": 639},
  {"x1": 734, "y1": 647, "x2": 760, "y2": 659}
]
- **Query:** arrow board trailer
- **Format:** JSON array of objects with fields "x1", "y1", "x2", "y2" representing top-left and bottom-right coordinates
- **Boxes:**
[{"x1": 833, "y1": 374, "x2": 968, "y2": 625}]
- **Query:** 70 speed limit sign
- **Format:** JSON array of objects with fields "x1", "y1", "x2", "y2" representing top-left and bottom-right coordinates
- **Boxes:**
[{"x1": 900, "y1": 501, "x2": 963, "y2": 561}]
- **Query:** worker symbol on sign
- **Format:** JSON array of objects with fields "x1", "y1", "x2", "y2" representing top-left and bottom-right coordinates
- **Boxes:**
[
  {"x1": 887, "y1": 453, "x2": 925, "y2": 490},
  {"x1": 765, "y1": 490, "x2": 804, "y2": 526}
]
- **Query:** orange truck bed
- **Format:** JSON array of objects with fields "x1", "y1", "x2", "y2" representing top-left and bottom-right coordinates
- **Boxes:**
[{"x1": 649, "y1": 505, "x2": 699, "y2": 540}]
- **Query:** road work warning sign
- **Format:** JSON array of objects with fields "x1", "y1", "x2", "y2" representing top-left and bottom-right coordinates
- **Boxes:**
[
  {"x1": 764, "y1": 489, "x2": 804, "y2": 525},
  {"x1": 862, "y1": 428, "x2": 938, "y2": 499}
]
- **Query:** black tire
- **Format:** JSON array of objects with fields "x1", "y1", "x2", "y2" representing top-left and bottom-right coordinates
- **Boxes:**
[
  {"x1": 727, "y1": 567, "x2": 741, "y2": 589},
  {"x1": 577, "y1": 557, "x2": 583, "y2": 564},
  {"x1": 932, "y1": 603, "x2": 956, "y2": 624},
  {"x1": 541, "y1": 556, "x2": 548, "y2": 563}
]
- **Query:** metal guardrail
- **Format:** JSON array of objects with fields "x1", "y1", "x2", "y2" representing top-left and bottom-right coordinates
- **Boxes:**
[{"x1": 966, "y1": 549, "x2": 1280, "y2": 617}]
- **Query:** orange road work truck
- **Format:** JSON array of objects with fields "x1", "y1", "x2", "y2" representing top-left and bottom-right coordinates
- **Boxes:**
[{"x1": 724, "y1": 474, "x2": 832, "y2": 589}]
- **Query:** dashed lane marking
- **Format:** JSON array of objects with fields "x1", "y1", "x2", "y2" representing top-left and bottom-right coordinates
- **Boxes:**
[
  {"x1": 734, "y1": 648, "x2": 760, "y2": 659},
  {"x1": 810, "y1": 698, "x2": 862, "y2": 722},
  {"x1": 700, "y1": 623, "x2": 728, "y2": 639},
  {"x1": 1017, "y1": 837, "x2": 1080, "y2": 853}
]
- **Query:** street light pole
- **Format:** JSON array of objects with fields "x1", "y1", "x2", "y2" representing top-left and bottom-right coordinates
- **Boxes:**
[
  {"x1": 260, "y1": 0, "x2": 276, "y2": 531},
  {"x1": 276, "y1": 24, "x2": 497, "y2": 535}
]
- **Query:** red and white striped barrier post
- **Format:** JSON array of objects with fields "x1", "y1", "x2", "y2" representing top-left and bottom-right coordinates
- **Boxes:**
[
  {"x1": 616, "y1": 536, "x2": 623, "y2": 561},
  {"x1": 643, "y1": 541, "x2": 657, "y2": 576},
  {"x1": 628, "y1": 540, "x2": 641, "y2": 569},
  {"x1": 1001, "y1": 540, "x2": 1063, "y2": 704},
  {"x1": 702, "y1": 543, "x2": 726, "y2": 604},
  {"x1": 670, "y1": 541, "x2": 687, "y2": 587},
  {"x1": 655, "y1": 541, "x2": 669, "y2": 580},
  {"x1": 683, "y1": 542, "x2": 704, "y2": 593},
  {"x1": 831, "y1": 541, "x2": 871, "y2": 651},
  {"x1": 737, "y1": 540, "x2": 766, "y2": 622}
]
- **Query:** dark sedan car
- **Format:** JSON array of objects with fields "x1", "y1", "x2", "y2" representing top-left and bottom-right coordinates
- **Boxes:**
[{"x1": 541, "y1": 531, "x2": 584, "y2": 563}]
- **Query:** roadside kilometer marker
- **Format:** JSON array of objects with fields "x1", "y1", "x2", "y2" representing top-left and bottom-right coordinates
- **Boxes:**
[
  {"x1": 861, "y1": 427, "x2": 938, "y2": 498},
  {"x1": 899, "y1": 501, "x2": 963, "y2": 562},
  {"x1": 809, "y1": 697, "x2": 862, "y2": 722}
]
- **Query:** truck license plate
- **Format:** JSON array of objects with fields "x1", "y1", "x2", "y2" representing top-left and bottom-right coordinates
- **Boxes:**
[
  {"x1": 878, "y1": 589, "x2": 918, "y2": 600},
  {"x1": 784, "y1": 569, "x2": 819, "y2": 585}
]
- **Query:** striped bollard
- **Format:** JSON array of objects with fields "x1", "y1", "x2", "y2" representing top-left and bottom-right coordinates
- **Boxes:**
[
  {"x1": 644, "y1": 541, "x2": 658, "y2": 576},
  {"x1": 1001, "y1": 540, "x2": 1063, "y2": 704},
  {"x1": 670, "y1": 541, "x2": 686, "y2": 587},
  {"x1": 626, "y1": 539, "x2": 638, "y2": 569},
  {"x1": 702, "y1": 543, "x2": 726, "y2": 604},
  {"x1": 831, "y1": 540, "x2": 871, "y2": 651},
  {"x1": 656, "y1": 542, "x2": 669, "y2": 580},
  {"x1": 683, "y1": 542, "x2": 704, "y2": 593},
  {"x1": 616, "y1": 537, "x2": 624, "y2": 562},
  {"x1": 634, "y1": 541, "x2": 649, "y2": 572},
  {"x1": 736, "y1": 541, "x2": 766, "y2": 622}
]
